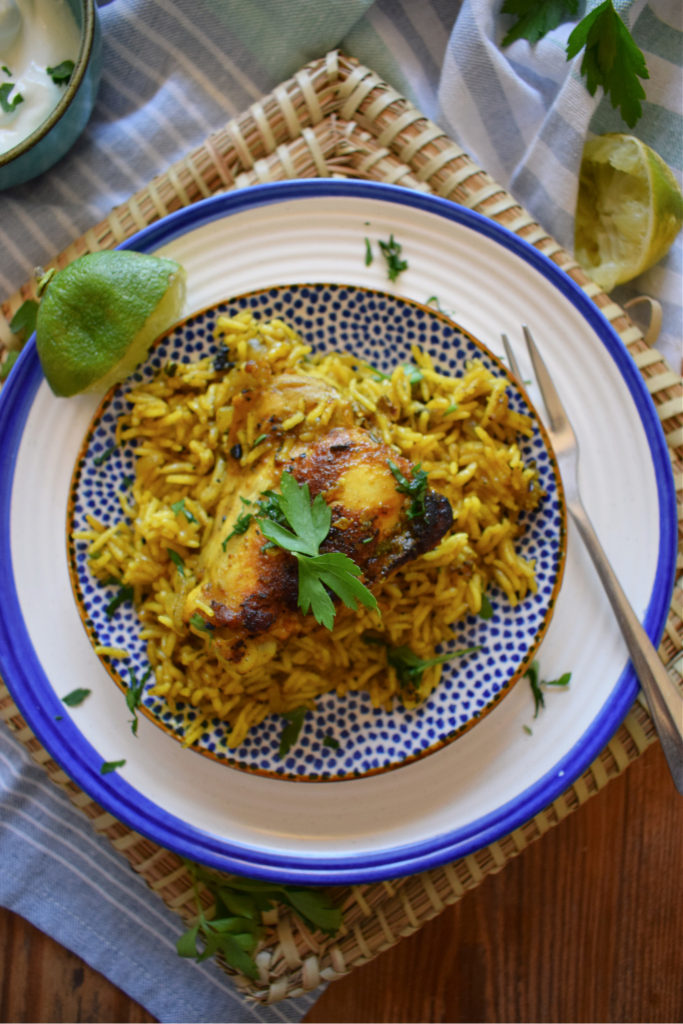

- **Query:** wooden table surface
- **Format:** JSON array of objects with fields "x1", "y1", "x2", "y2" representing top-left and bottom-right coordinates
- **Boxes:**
[{"x1": 1, "y1": 738, "x2": 681, "y2": 1023}]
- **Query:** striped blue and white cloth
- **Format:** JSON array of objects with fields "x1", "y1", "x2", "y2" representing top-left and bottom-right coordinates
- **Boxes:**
[{"x1": 1, "y1": 2, "x2": 681, "y2": 1021}]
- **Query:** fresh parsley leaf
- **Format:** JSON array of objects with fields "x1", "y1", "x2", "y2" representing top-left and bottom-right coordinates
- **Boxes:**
[
  {"x1": 282, "y1": 888, "x2": 343, "y2": 934},
  {"x1": 61, "y1": 687, "x2": 91, "y2": 707},
  {"x1": 171, "y1": 498, "x2": 198, "y2": 524},
  {"x1": 167, "y1": 547, "x2": 185, "y2": 577},
  {"x1": 9, "y1": 298, "x2": 39, "y2": 342},
  {"x1": 501, "y1": 0, "x2": 578, "y2": 46},
  {"x1": 323, "y1": 734, "x2": 340, "y2": 749},
  {"x1": 566, "y1": 0, "x2": 648, "y2": 128},
  {"x1": 221, "y1": 510, "x2": 253, "y2": 551},
  {"x1": 0, "y1": 351, "x2": 18, "y2": 382},
  {"x1": 479, "y1": 593, "x2": 494, "y2": 620},
  {"x1": 279, "y1": 706, "x2": 307, "y2": 758},
  {"x1": 189, "y1": 612, "x2": 214, "y2": 633},
  {"x1": 378, "y1": 234, "x2": 408, "y2": 282},
  {"x1": 100, "y1": 759, "x2": 126, "y2": 774},
  {"x1": 176, "y1": 860, "x2": 343, "y2": 976},
  {"x1": 257, "y1": 472, "x2": 379, "y2": 629},
  {"x1": 501, "y1": 0, "x2": 649, "y2": 127},
  {"x1": 47, "y1": 59, "x2": 75, "y2": 85},
  {"x1": 105, "y1": 583, "x2": 134, "y2": 618},
  {"x1": 364, "y1": 237, "x2": 373, "y2": 266},
  {"x1": 0, "y1": 82, "x2": 23, "y2": 113},
  {"x1": 388, "y1": 460, "x2": 428, "y2": 520}
]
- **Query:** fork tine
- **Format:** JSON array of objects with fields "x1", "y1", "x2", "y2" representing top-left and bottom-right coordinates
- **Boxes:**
[
  {"x1": 501, "y1": 333, "x2": 523, "y2": 382},
  {"x1": 521, "y1": 325, "x2": 571, "y2": 437}
]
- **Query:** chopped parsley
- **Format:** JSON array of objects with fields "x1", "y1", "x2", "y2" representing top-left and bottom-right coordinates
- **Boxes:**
[
  {"x1": 0, "y1": 82, "x2": 23, "y2": 113},
  {"x1": 105, "y1": 583, "x2": 134, "y2": 618},
  {"x1": 364, "y1": 237, "x2": 373, "y2": 266},
  {"x1": 525, "y1": 660, "x2": 572, "y2": 719},
  {"x1": 378, "y1": 234, "x2": 408, "y2": 282},
  {"x1": 167, "y1": 548, "x2": 185, "y2": 576},
  {"x1": 363, "y1": 633, "x2": 480, "y2": 691},
  {"x1": 189, "y1": 612, "x2": 214, "y2": 634},
  {"x1": 388, "y1": 460, "x2": 428, "y2": 519},
  {"x1": 47, "y1": 60, "x2": 75, "y2": 85},
  {"x1": 171, "y1": 498, "x2": 198, "y2": 524},
  {"x1": 251, "y1": 432, "x2": 268, "y2": 449},
  {"x1": 322, "y1": 735, "x2": 340, "y2": 750},
  {"x1": 126, "y1": 666, "x2": 151, "y2": 735},
  {"x1": 478, "y1": 594, "x2": 494, "y2": 620},
  {"x1": 93, "y1": 444, "x2": 117, "y2": 466},
  {"x1": 100, "y1": 759, "x2": 126, "y2": 774},
  {"x1": 61, "y1": 687, "x2": 91, "y2": 707},
  {"x1": 278, "y1": 706, "x2": 307, "y2": 758},
  {"x1": 221, "y1": 509, "x2": 253, "y2": 550}
]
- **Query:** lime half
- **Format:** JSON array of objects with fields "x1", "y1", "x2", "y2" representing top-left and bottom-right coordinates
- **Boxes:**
[
  {"x1": 575, "y1": 133, "x2": 683, "y2": 292},
  {"x1": 36, "y1": 250, "x2": 186, "y2": 397}
]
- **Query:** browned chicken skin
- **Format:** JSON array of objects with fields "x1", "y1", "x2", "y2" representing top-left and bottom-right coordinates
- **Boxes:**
[{"x1": 183, "y1": 369, "x2": 453, "y2": 670}]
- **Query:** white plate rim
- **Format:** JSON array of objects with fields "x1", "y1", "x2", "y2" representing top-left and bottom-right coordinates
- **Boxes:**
[{"x1": 0, "y1": 180, "x2": 676, "y2": 883}]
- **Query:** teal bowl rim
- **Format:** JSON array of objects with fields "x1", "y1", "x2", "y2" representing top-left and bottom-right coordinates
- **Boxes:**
[{"x1": 0, "y1": 0, "x2": 97, "y2": 168}]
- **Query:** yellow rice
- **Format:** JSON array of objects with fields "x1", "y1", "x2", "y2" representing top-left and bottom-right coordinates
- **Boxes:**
[{"x1": 76, "y1": 311, "x2": 543, "y2": 748}]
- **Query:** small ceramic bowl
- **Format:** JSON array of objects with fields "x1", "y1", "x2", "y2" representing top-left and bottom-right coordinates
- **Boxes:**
[{"x1": 0, "y1": 0, "x2": 102, "y2": 190}]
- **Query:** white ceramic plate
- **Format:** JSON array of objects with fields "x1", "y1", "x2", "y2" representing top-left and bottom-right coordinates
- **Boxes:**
[
  {"x1": 0, "y1": 181, "x2": 676, "y2": 883},
  {"x1": 66, "y1": 284, "x2": 565, "y2": 782}
]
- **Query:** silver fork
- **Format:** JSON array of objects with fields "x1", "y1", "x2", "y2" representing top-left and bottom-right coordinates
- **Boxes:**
[{"x1": 502, "y1": 325, "x2": 683, "y2": 794}]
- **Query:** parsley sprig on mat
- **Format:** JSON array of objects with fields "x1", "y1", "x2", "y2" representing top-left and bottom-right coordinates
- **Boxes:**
[
  {"x1": 257, "y1": 472, "x2": 379, "y2": 630},
  {"x1": 176, "y1": 860, "x2": 343, "y2": 978},
  {"x1": 501, "y1": 0, "x2": 649, "y2": 127}
]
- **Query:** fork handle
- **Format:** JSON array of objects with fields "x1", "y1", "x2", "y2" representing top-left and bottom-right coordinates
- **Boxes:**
[{"x1": 569, "y1": 499, "x2": 683, "y2": 794}]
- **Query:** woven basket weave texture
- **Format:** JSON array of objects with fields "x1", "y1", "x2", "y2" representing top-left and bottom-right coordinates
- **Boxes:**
[{"x1": 1, "y1": 52, "x2": 681, "y2": 1004}]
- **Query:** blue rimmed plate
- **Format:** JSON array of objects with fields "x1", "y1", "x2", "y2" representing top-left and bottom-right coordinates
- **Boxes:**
[
  {"x1": 67, "y1": 284, "x2": 566, "y2": 782},
  {"x1": 0, "y1": 181, "x2": 676, "y2": 883}
]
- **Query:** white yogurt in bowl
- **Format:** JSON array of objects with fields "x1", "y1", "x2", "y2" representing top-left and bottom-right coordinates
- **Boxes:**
[{"x1": 0, "y1": 0, "x2": 81, "y2": 156}]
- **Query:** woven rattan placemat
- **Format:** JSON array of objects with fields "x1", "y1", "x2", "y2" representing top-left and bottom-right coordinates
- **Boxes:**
[{"x1": 1, "y1": 52, "x2": 681, "y2": 1004}]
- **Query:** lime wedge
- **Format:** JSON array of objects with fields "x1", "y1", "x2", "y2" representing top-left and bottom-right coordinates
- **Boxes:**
[
  {"x1": 575, "y1": 133, "x2": 683, "y2": 292},
  {"x1": 36, "y1": 250, "x2": 186, "y2": 397}
]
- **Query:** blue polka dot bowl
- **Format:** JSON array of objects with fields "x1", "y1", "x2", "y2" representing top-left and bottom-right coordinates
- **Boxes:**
[
  {"x1": 67, "y1": 283, "x2": 567, "y2": 782},
  {"x1": 0, "y1": 0, "x2": 102, "y2": 190}
]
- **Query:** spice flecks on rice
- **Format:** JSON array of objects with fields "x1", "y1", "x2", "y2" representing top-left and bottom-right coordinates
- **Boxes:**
[{"x1": 78, "y1": 311, "x2": 543, "y2": 749}]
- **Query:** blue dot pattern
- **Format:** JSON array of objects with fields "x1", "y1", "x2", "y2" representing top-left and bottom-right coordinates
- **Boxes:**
[{"x1": 67, "y1": 284, "x2": 566, "y2": 782}]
